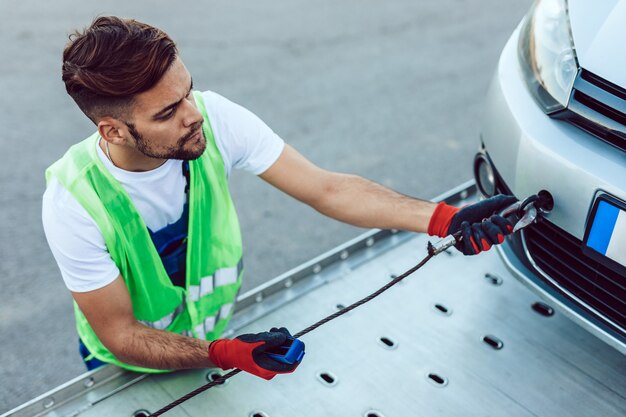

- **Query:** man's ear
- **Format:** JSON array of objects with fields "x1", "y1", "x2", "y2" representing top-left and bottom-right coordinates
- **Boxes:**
[{"x1": 97, "y1": 117, "x2": 128, "y2": 146}]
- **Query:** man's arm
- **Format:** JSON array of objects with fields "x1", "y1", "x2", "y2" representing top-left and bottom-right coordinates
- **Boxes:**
[
  {"x1": 260, "y1": 144, "x2": 437, "y2": 233},
  {"x1": 72, "y1": 275, "x2": 215, "y2": 370}
]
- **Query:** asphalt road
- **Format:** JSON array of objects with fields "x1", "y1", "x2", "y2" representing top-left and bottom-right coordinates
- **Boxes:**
[{"x1": 0, "y1": 0, "x2": 530, "y2": 412}]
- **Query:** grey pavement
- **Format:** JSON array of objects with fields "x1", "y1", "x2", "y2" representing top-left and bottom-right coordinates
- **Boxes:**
[{"x1": 0, "y1": 0, "x2": 530, "y2": 412}]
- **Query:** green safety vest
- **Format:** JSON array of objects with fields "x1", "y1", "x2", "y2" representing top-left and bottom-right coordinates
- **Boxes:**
[{"x1": 45, "y1": 91, "x2": 243, "y2": 372}]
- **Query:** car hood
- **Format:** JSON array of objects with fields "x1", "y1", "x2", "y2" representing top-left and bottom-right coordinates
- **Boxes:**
[{"x1": 569, "y1": 0, "x2": 626, "y2": 87}]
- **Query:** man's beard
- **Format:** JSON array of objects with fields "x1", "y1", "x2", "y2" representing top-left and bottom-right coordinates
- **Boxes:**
[{"x1": 126, "y1": 122, "x2": 207, "y2": 161}]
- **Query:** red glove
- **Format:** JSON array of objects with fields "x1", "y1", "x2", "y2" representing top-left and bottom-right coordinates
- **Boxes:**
[
  {"x1": 208, "y1": 327, "x2": 302, "y2": 380},
  {"x1": 427, "y1": 195, "x2": 517, "y2": 255}
]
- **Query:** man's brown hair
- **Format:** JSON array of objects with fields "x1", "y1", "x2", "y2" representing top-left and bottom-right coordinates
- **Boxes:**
[{"x1": 62, "y1": 16, "x2": 178, "y2": 123}]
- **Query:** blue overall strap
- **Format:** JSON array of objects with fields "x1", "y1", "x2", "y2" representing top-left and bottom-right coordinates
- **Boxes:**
[{"x1": 147, "y1": 161, "x2": 190, "y2": 287}]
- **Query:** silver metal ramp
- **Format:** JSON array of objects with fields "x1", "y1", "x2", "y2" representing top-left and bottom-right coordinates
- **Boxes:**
[{"x1": 5, "y1": 182, "x2": 626, "y2": 417}]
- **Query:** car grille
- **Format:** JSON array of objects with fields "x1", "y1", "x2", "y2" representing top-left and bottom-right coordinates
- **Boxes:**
[
  {"x1": 524, "y1": 219, "x2": 626, "y2": 336},
  {"x1": 559, "y1": 69, "x2": 626, "y2": 152}
]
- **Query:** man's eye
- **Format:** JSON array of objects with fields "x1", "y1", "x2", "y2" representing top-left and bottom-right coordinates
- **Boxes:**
[{"x1": 160, "y1": 109, "x2": 176, "y2": 120}]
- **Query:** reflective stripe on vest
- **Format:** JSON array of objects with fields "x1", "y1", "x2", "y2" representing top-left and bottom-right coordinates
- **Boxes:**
[
  {"x1": 139, "y1": 300, "x2": 186, "y2": 330},
  {"x1": 193, "y1": 302, "x2": 234, "y2": 337},
  {"x1": 144, "y1": 257, "x2": 242, "y2": 328},
  {"x1": 188, "y1": 258, "x2": 243, "y2": 302}
]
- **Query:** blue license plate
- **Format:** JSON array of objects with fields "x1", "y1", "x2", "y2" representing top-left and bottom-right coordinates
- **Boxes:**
[{"x1": 583, "y1": 194, "x2": 626, "y2": 273}]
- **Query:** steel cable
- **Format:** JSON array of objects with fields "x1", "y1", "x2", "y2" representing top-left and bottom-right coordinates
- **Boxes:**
[{"x1": 149, "y1": 250, "x2": 435, "y2": 416}]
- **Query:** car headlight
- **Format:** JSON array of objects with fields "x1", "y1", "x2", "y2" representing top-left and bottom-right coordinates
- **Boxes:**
[{"x1": 518, "y1": 0, "x2": 578, "y2": 114}]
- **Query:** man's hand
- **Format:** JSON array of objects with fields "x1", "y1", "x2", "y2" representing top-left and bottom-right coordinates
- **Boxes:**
[
  {"x1": 428, "y1": 195, "x2": 517, "y2": 255},
  {"x1": 208, "y1": 327, "x2": 303, "y2": 380}
]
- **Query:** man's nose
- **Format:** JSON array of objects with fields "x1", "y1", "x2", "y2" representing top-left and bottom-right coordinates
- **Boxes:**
[{"x1": 181, "y1": 99, "x2": 203, "y2": 128}]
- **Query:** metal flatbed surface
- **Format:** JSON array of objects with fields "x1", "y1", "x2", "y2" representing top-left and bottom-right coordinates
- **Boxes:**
[{"x1": 6, "y1": 183, "x2": 626, "y2": 417}]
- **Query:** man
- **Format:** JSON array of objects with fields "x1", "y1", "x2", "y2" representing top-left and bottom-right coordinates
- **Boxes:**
[{"x1": 42, "y1": 16, "x2": 516, "y2": 380}]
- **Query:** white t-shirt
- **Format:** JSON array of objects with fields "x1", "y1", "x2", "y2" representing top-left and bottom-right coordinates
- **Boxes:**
[{"x1": 42, "y1": 90, "x2": 284, "y2": 293}]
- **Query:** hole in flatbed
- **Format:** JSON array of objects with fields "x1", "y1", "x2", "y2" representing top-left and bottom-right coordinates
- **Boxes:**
[
  {"x1": 336, "y1": 303, "x2": 346, "y2": 310},
  {"x1": 482, "y1": 335, "x2": 504, "y2": 350},
  {"x1": 133, "y1": 411, "x2": 151, "y2": 417},
  {"x1": 379, "y1": 337, "x2": 396, "y2": 348},
  {"x1": 427, "y1": 373, "x2": 448, "y2": 387},
  {"x1": 249, "y1": 412, "x2": 269, "y2": 417},
  {"x1": 320, "y1": 373, "x2": 334, "y2": 384},
  {"x1": 484, "y1": 273, "x2": 503, "y2": 286},
  {"x1": 364, "y1": 411, "x2": 386, "y2": 417},
  {"x1": 43, "y1": 398, "x2": 55, "y2": 409},
  {"x1": 317, "y1": 371, "x2": 338, "y2": 386},
  {"x1": 434, "y1": 303, "x2": 452, "y2": 315},
  {"x1": 207, "y1": 371, "x2": 228, "y2": 385},
  {"x1": 531, "y1": 302, "x2": 554, "y2": 317}
]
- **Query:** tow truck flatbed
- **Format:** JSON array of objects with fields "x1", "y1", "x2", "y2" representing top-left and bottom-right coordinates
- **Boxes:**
[{"x1": 4, "y1": 182, "x2": 625, "y2": 417}]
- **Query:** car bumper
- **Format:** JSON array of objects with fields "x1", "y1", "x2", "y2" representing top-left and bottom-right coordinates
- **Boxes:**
[{"x1": 480, "y1": 23, "x2": 626, "y2": 354}]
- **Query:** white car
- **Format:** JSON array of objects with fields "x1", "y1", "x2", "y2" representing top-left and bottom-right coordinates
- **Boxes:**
[{"x1": 475, "y1": 0, "x2": 626, "y2": 353}]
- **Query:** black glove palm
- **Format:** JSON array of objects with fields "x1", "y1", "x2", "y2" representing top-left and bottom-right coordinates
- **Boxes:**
[
  {"x1": 236, "y1": 327, "x2": 300, "y2": 373},
  {"x1": 448, "y1": 195, "x2": 517, "y2": 255}
]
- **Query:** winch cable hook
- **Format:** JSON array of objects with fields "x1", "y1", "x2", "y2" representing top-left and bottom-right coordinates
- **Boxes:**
[{"x1": 428, "y1": 192, "x2": 551, "y2": 255}]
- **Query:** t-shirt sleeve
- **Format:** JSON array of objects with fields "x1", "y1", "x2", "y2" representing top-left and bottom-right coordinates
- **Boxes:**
[
  {"x1": 42, "y1": 178, "x2": 120, "y2": 292},
  {"x1": 201, "y1": 90, "x2": 285, "y2": 177}
]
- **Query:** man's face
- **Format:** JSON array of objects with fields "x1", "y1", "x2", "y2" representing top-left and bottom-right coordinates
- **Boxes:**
[{"x1": 124, "y1": 57, "x2": 206, "y2": 160}]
